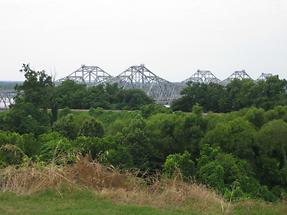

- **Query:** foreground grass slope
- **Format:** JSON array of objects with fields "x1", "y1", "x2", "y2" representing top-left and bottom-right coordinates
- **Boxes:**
[
  {"x1": 0, "y1": 159, "x2": 225, "y2": 214},
  {"x1": 0, "y1": 190, "x2": 286, "y2": 215},
  {"x1": 0, "y1": 159, "x2": 286, "y2": 215},
  {"x1": 0, "y1": 190, "x2": 183, "y2": 215}
]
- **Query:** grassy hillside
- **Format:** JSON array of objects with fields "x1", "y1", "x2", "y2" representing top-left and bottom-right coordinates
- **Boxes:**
[
  {"x1": 0, "y1": 159, "x2": 286, "y2": 215},
  {"x1": 0, "y1": 191, "x2": 183, "y2": 215},
  {"x1": 0, "y1": 190, "x2": 286, "y2": 215}
]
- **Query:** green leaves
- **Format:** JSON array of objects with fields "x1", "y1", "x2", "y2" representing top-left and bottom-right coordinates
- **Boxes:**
[
  {"x1": 53, "y1": 114, "x2": 78, "y2": 139},
  {"x1": 16, "y1": 64, "x2": 53, "y2": 109},
  {"x1": 54, "y1": 81, "x2": 153, "y2": 110},
  {"x1": 79, "y1": 118, "x2": 104, "y2": 138},
  {"x1": 163, "y1": 151, "x2": 195, "y2": 179},
  {"x1": 201, "y1": 117, "x2": 256, "y2": 160},
  {"x1": 172, "y1": 77, "x2": 287, "y2": 112},
  {"x1": 257, "y1": 119, "x2": 287, "y2": 165}
]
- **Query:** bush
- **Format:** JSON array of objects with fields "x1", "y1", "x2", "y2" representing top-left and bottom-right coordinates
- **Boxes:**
[
  {"x1": 58, "y1": 107, "x2": 72, "y2": 119},
  {"x1": 73, "y1": 135, "x2": 116, "y2": 159},
  {"x1": 0, "y1": 131, "x2": 37, "y2": 166},
  {"x1": 140, "y1": 104, "x2": 171, "y2": 118},
  {"x1": 89, "y1": 107, "x2": 104, "y2": 118},
  {"x1": 163, "y1": 151, "x2": 195, "y2": 179},
  {"x1": 53, "y1": 114, "x2": 78, "y2": 139},
  {"x1": 78, "y1": 118, "x2": 104, "y2": 138},
  {"x1": 38, "y1": 132, "x2": 76, "y2": 164},
  {"x1": 99, "y1": 147, "x2": 133, "y2": 169},
  {"x1": 196, "y1": 144, "x2": 262, "y2": 199}
]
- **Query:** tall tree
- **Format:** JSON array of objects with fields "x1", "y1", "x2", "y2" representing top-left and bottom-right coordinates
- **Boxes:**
[
  {"x1": 257, "y1": 120, "x2": 287, "y2": 167},
  {"x1": 15, "y1": 64, "x2": 54, "y2": 109},
  {"x1": 5, "y1": 64, "x2": 53, "y2": 134}
]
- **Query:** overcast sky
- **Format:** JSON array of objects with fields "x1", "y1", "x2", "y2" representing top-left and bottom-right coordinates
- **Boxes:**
[{"x1": 0, "y1": 0, "x2": 286, "y2": 82}]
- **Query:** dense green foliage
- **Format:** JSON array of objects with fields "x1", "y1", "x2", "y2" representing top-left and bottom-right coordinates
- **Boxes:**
[
  {"x1": 2, "y1": 106, "x2": 287, "y2": 201},
  {"x1": 1, "y1": 66, "x2": 287, "y2": 202},
  {"x1": 0, "y1": 65, "x2": 153, "y2": 134},
  {"x1": 2, "y1": 65, "x2": 53, "y2": 134},
  {"x1": 55, "y1": 80, "x2": 153, "y2": 110},
  {"x1": 172, "y1": 77, "x2": 287, "y2": 112}
]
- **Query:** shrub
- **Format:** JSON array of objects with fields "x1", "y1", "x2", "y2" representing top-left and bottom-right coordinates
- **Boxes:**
[
  {"x1": 58, "y1": 107, "x2": 72, "y2": 119},
  {"x1": 163, "y1": 151, "x2": 195, "y2": 179},
  {"x1": 53, "y1": 114, "x2": 78, "y2": 139},
  {"x1": 38, "y1": 132, "x2": 76, "y2": 164},
  {"x1": 78, "y1": 118, "x2": 104, "y2": 138}
]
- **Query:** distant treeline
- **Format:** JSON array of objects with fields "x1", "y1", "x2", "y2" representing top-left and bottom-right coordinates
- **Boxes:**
[
  {"x1": 0, "y1": 81, "x2": 22, "y2": 90},
  {"x1": 172, "y1": 76, "x2": 287, "y2": 112},
  {"x1": 54, "y1": 80, "x2": 153, "y2": 110}
]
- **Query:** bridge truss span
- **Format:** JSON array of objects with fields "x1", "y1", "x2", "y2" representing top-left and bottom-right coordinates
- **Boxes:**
[
  {"x1": 257, "y1": 73, "x2": 274, "y2": 81},
  {"x1": 57, "y1": 65, "x2": 112, "y2": 85},
  {"x1": 183, "y1": 70, "x2": 220, "y2": 84},
  {"x1": 221, "y1": 70, "x2": 252, "y2": 85},
  {"x1": 0, "y1": 90, "x2": 16, "y2": 109},
  {"x1": 106, "y1": 64, "x2": 178, "y2": 104}
]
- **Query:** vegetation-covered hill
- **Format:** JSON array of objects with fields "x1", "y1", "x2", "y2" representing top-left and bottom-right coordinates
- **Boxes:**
[
  {"x1": 0, "y1": 65, "x2": 286, "y2": 214},
  {"x1": 0, "y1": 159, "x2": 286, "y2": 215}
]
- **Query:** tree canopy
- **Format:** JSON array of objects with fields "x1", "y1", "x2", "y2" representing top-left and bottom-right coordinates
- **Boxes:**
[{"x1": 172, "y1": 77, "x2": 287, "y2": 112}]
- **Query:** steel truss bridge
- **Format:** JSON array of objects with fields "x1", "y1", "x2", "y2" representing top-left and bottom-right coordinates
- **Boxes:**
[
  {"x1": 183, "y1": 70, "x2": 221, "y2": 84},
  {"x1": 0, "y1": 65, "x2": 277, "y2": 108},
  {"x1": 56, "y1": 65, "x2": 276, "y2": 105},
  {"x1": 56, "y1": 65, "x2": 112, "y2": 85},
  {"x1": 105, "y1": 65, "x2": 178, "y2": 104},
  {"x1": 0, "y1": 90, "x2": 16, "y2": 109}
]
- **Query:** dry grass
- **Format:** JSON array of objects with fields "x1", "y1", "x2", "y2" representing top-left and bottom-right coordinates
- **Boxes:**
[{"x1": 0, "y1": 157, "x2": 229, "y2": 214}]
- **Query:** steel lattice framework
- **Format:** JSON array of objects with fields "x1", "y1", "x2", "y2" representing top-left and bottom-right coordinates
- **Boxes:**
[
  {"x1": 183, "y1": 70, "x2": 220, "y2": 84},
  {"x1": 257, "y1": 73, "x2": 273, "y2": 81},
  {"x1": 221, "y1": 70, "x2": 252, "y2": 85},
  {"x1": 57, "y1": 65, "x2": 112, "y2": 85},
  {"x1": 0, "y1": 90, "x2": 16, "y2": 109},
  {"x1": 1, "y1": 66, "x2": 278, "y2": 109},
  {"x1": 106, "y1": 64, "x2": 178, "y2": 104}
]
